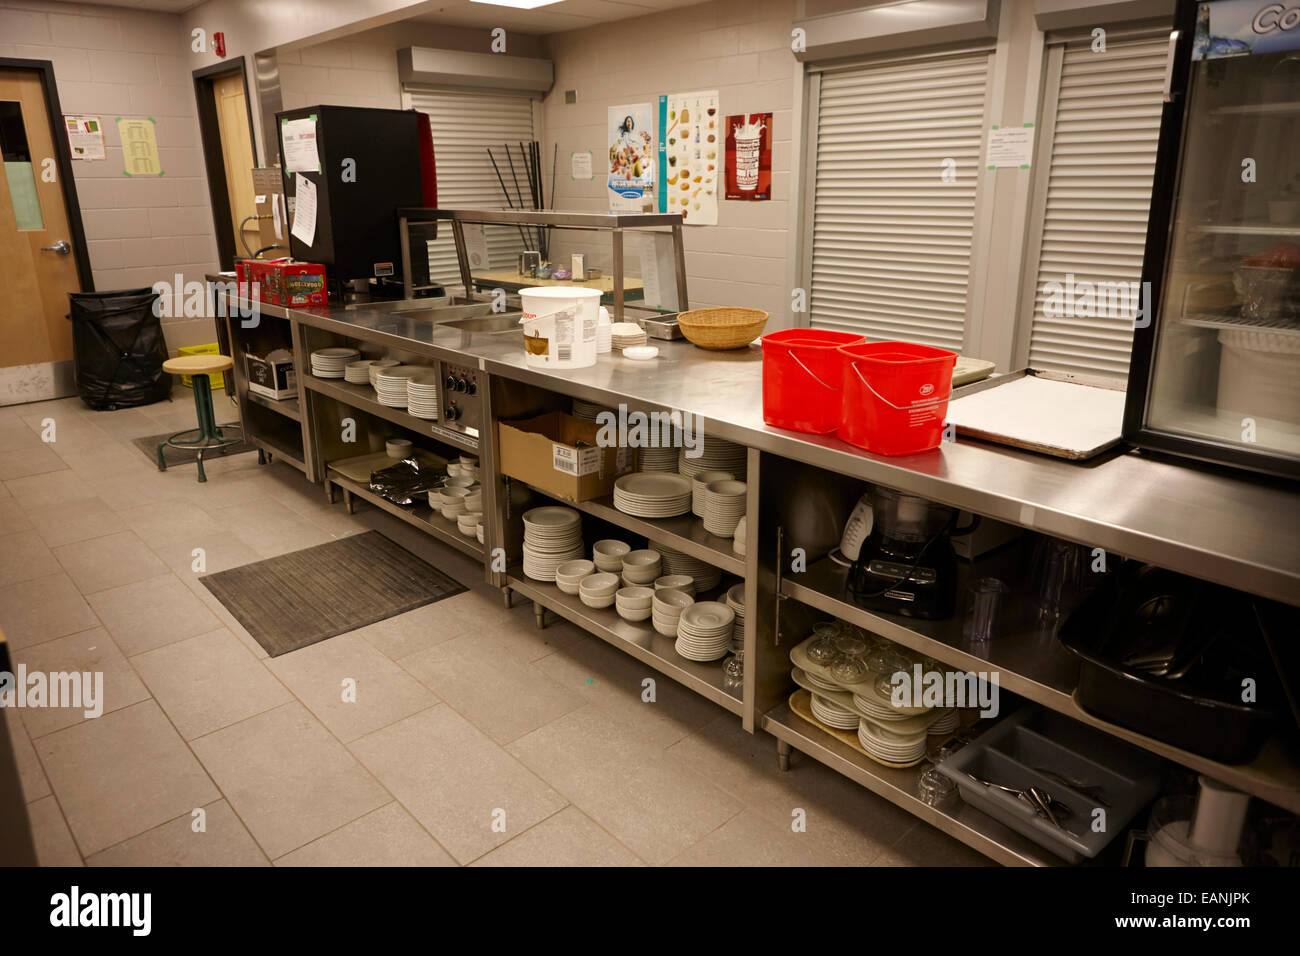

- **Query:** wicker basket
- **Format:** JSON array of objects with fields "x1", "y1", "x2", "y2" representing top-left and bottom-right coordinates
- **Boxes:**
[{"x1": 676, "y1": 307, "x2": 769, "y2": 350}]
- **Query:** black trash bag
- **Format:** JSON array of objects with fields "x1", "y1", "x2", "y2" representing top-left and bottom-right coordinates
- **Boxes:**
[{"x1": 68, "y1": 287, "x2": 170, "y2": 410}]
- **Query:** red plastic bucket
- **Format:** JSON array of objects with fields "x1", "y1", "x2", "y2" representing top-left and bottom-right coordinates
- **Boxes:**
[
  {"x1": 761, "y1": 329, "x2": 866, "y2": 433},
  {"x1": 837, "y1": 342, "x2": 957, "y2": 455}
]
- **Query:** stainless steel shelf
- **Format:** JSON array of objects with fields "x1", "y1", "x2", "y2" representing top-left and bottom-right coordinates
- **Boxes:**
[
  {"x1": 327, "y1": 470, "x2": 484, "y2": 561},
  {"x1": 520, "y1": 483, "x2": 746, "y2": 576},
  {"x1": 248, "y1": 431, "x2": 306, "y2": 475},
  {"x1": 781, "y1": 557, "x2": 1300, "y2": 814},
  {"x1": 760, "y1": 702, "x2": 1059, "y2": 867},
  {"x1": 303, "y1": 375, "x2": 479, "y2": 454},
  {"x1": 1190, "y1": 223, "x2": 1300, "y2": 237},
  {"x1": 397, "y1": 207, "x2": 684, "y2": 229},
  {"x1": 506, "y1": 571, "x2": 743, "y2": 716},
  {"x1": 246, "y1": 389, "x2": 301, "y2": 421}
]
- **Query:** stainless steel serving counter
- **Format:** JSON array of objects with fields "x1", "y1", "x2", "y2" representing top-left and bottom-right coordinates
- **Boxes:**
[{"x1": 242, "y1": 297, "x2": 1300, "y2": 607}]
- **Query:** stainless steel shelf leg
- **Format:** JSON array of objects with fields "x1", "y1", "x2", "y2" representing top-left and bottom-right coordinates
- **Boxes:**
[
  {"x1": 325, "y1": 481, "x2": 337, "y2": 504},
  {"x1": 777, "y1": 739, "x2": 792, "y2": 772},
  {"x1": 533, "y1": 600, "x2": 546, "y2": 629},
  {"x1": 342, "y1": 488, "x2": 355, "y2": 515},
  {"x1": 502, "y1": 586, "x2": 514, "y2": 609}
]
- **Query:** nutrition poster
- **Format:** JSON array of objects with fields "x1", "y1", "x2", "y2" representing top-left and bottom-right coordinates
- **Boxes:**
[
  {"x1": 607, "y1": 104, "x2": 655, "y2": 212},
  {"x1": 724, "y1": 113, "x2": 771, "y2": 201},
  {"x1": 659, "y1": 90, "x2": 720, "y2": 225},
  {"x1": 64, "y1": 115, "x2": 105, "y2": 161}
]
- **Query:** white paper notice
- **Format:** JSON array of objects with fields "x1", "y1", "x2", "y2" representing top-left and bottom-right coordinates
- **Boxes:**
[
  {"x1": 462, "y1": 223, "x2": 490, "y2": 271},
  {"x1": 290, "y1": 173, "x2": 317, "y2": 247},
  {"x1": 571, "y1": 150, "x2": 593, "y2": 180},
  {"x1": 985, "y1": 125, "x2": 1035, "y2": 169},
  {"x1": 281, "y1": 116, "x2": 321, "y2": 173}
]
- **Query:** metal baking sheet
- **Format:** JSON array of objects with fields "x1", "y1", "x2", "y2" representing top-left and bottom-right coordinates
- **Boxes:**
[{"x1": 945, "y1": 368, "x2": 1127, "y2": 461}]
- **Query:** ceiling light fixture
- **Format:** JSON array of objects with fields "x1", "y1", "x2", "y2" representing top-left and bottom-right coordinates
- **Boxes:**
[{"x1": 467, "y1": 0, "x2": 563, "y2": 8}]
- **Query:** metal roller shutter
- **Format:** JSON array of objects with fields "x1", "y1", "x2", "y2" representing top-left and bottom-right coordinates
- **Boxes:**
[
  {"x1": 1025, "y1": 32, "x2": 1168, "y2": 377},
  {"x1": 809, "y1": 51, "x2": 993, "y2": 352},
  {"x1": 404, "y1": 88, "x2": 536, "y2": 287}
]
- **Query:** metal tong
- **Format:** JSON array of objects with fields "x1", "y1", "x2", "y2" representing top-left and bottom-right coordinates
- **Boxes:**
[{"x1": 969, "y1": 774, "x2": 1072, "y2": 829}]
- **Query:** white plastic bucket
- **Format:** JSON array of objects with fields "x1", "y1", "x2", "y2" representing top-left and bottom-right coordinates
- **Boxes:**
[{"x1": 519, "y1": 286, "x2": 602, "y2": 370}]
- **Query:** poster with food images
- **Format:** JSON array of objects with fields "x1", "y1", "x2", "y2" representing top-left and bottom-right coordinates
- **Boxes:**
[
  {"x1": 607, "y1": 104, "x2": 656, "y2": 212},
  {"x1": 659, "y1": 90, "x2": 720, "y2": 225},
  {"x1": 724, "y1": 113, "x2": 772, "y2": 201}
]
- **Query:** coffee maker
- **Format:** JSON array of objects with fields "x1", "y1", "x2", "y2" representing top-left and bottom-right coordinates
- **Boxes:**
[{"x1": 846, "y1": 486, "x2": 978, "y2": 620}]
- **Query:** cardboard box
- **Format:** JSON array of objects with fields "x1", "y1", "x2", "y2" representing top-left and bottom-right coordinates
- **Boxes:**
[
  {"x1": 244, "y1": 350, "x2": 297, "y2": 400},
  {"x1": 248, "y1": 259, "x2": 327, "y2": 307},
  {"x1": 498, "y1": 411, "x2": 634, "y2": 503}
]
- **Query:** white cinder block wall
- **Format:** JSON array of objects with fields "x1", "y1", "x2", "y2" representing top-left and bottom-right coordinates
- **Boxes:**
[
  {"x1": 542, "y1": 0, "x2": 798, "y2": 327},
  {"x1": 0, "y1": 0, "x2": 220, "y2": 351}
]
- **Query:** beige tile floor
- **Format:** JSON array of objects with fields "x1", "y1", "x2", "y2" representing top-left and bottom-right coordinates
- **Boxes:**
[{"x1": 0, "y1": 394, "x2": 990, "y2": 867}]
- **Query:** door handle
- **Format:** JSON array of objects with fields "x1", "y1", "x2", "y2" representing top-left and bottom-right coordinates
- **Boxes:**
[{"x1": 41, "y1": 240, "x2": 71, "y2": 255}]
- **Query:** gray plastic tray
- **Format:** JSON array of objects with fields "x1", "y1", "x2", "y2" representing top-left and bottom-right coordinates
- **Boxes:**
[{"x1": 935, "y1": 707, "x2": 1162, "y2": 863}]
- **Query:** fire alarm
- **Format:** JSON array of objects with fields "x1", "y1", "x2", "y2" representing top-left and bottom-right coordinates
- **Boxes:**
[{"x1": 214, "y1": 32, "x2": 226, "y2": 57}]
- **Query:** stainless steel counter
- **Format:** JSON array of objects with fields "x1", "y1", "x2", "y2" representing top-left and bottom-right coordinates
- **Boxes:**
[{"x1": 245, "y1": 297, "x2": 1300, "y2": 607}]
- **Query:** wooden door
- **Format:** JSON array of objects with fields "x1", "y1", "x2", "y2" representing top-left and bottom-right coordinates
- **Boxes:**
[
  {"x1": 0, "y1": 68, "x2": 83, "y2": 397},
  {"x1": 212, "y1": 72, "x2": 258, "y2": 257}
]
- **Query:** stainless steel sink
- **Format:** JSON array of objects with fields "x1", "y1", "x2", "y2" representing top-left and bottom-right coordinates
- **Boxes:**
[{"x1": 441, "y1": 314, "x2": 523, "y2": 334}]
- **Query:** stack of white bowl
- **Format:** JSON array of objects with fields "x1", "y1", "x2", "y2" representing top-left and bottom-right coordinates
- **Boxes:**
[
  {"x1": 368, "y1": 359, "x2": 400, "y2": 387},
  {"x1": 578, "y1": 572, "x2": 619, "y2": 608},
  {"x1": 522, "y1": 506, "x2": 584, "y2": 582},
  {"x1": 638, "y1": 446, "x2": 679, "y2": 472},
  {"x1": 620, "y1": 549, "x2": 662, "y2": 586},
  {"x1": 610, "y1": 322, "x2": 647, "y2": 350},
  {"x1": 310, "y1": 347, "x2": 360, "y2": 378},
  {"x1": 678, "y1": 435, "x2": 747, "y2": 481},
  {"x1": 726, "y1": 583, "x2": 746, "y2": 652},
  {"x1": 690, "y1": 470, "x2": 734, "y2": 517},
  {"x1": 675, "y1": 602, "x2": 735, "y2": 661},
  {"x1": 456, "y1": 455, "x2": 480, "y2": 481},
  {"x1": 456, "y1": 512, "x2": 483, "y2": 538},
  {"x1": 652, "y1": 588, "x2": 694, "y2": 637},
  {"x1": 592, "y1": 539, "x2": 630, "y2": 573},
  {"x1": 654, "y1": 573, "x2": 695, "y2": 596},
  {"x1": 732, "y1": 516, "x2": 748, "y2": 556},
  {"x1": 375, "y1": 365, "x2": 423, "y2": 408},
  {"x1": 555, "y1": 559, "x2": 595, "y2": 595},
  {"x1": 432, "y1": 485, "x2": 473, "y2": 521},
  {"x1": 657, "y1": 544, "x2": 722, "y2": 592},
  {"x1": 345, "y1": 359, "x2": 379, "y2": 384},
  {"x1": 811, "y1": 694, "x2": 861, "y2": 730},
  {"x1": 615, "y1": 586, "x2": 654, "y2": 622},
  {"x1": 857, "y1": 721, "x2": 927, "y2": 764},
  {"x1": 701, "y1": 479, "x2": 747, "y2": 537},
  {"x1": 406, "y1": 372, "x2": 440, "y2": 420}
]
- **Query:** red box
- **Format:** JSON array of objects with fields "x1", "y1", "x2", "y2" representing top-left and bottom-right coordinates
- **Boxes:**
[{"x1": 248, "y1": 259, "x2": 328, "y2": 307}]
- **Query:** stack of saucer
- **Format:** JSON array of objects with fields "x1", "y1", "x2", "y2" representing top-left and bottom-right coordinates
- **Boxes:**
[
  {"x1": 726, "y1": 583, "x2": 746, "y2": 652},
  {"x1": 732, "y1": 516, "x2": 747, "y2": 556},
  {"x1": 638, "y1": 445, "x2": 680, "y2": 472},
  {"x1": 405, "y1": 373, "x2": 441, "y2": 420},
  {"x1": 857, "y1": 721, "x2": 927, "y2": 765},
  {"x1": 368, "y1": 359, "x2": 400, "y2": 387},
  {"x1": 374, "y1": 365, "x2": 424, "y2": 408},
  {"x1": 311, "y1": 347, "x2": 360, "y2": 379},
  {"x1": 652, "y1": 588, "x2": 693, "y2": 637},
  {"x1": 345, "y1": 359, "x2": 380, "y2": 384},
  {"x1": 929, "y1": 708, "x2": 959, "y2": 735},
  {"x1": 522, "y1": 506, "x2": 584, "y2": 582},
  {"x1": 701, "y1": 480, "x2": 747, "y2": 537},
  {"x1": 572, "y1": 399, "x2": 611, "y2": 422},
  {"x1": 657, "y1": 544, "x2": 721, "y2": 593},
  {"x1": 610, "y1": 322, "x2": 647, "y2": 350},
  {"x1": 678, "y1": 435, "x2": 747, "y2": 481},
  {"x1": 592, "y1": 539, "x2": 630, "y2": 573},
  {"x1": 811, "y1": 694, "x2": 860, "y2": 730},
  {"x1": 691, "y1": 470, "x2": 734, "y2": 517},
  {"x1": 675, "y1": 602, "x2": 734, "y2": 661}
]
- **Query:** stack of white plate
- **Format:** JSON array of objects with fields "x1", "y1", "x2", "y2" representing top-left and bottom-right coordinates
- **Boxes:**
[
  {"x1": 652, "y1": 588, "x2": 694, "y2": 637},
  {"x1": 555, "y1": 559, "x2": 596, "y2": 595},
  {"x1": 311, "y1": 347, "x2": 360, "y2": 379},
  {"x1": 578, "y1": 572, "x2": 619, "y2": 609},
  {"x1": 726, "y1": 583, "x2": 746, "y2": 652},
  {"x1": 621, "y1": 549, "x2": 662, "y2": 585},
  {"x1": 654, "y1": 574, "x2": 694, "y2": 596},
  {"x1": 657, "y1": 544, "x2": 722, "y2": 593},
  {"x1": 701, "y1": 479, "x2": 747, "y2": 537},
  {"x1": 610, "y1": 322, "x2": 647, "y2": 350},
  {"x1": 678, "y1": 436, "x2": 747, "y2": 481},
  {"x1": 675, "y1": 602, "x2": 735, "y2": 661},
  {"x1": 811, "y1": 694, "x2": 860, "y2": 730},
  {"x1": 406, "y1": 372, "x2": 441, "y2": 420},
  {"x1": 522, "y1": 506, "x2": 584, "y2": 582},
  {"x1": 805, "y1": 670, "x2": 845, "y2": 693},
  {"x1": 690, "y1": 470, "x2": 734, "y2": 517},
  {"x1": 592, "y1": 539, "x2": 630, "y2": 573},
  {"x1": 572, "y1": 399, "x2": 611, "y2": 421},
  {"x1": 345, "y1": 359, "x2": 379, "y2": 384},
  {"x1": 374, "y1": 365, "x2": 424, "y2": 408},
  {"x1": 368, "y1": 359, "x2": 400, "y2": 387},
  {"x1": 615, "y1": 586, "x2": 654, "y2": 622},
  {"x1": 638, "y1": 446, "x2": 680, "y2": 472},
  {"x1": 929, "y1": 708, "x2": 959, "y2": 735},
  {"x1": 613, "y1": 472, "x2": 692, "y2": 518},
  {"x1": 858, "y1": 721, "x2": 927, "y2": 764},
  {"x1": 852, "y1": 692, "x2": 914, "y2": 722}
]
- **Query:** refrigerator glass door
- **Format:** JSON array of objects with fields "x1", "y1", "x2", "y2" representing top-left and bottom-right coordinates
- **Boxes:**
[{"x1": 1143, "y1": 2, "x2": 1300, "y2": 467}]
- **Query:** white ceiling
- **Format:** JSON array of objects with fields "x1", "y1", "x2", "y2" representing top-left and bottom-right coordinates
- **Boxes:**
[
  {"x1": 44, "y1": 0, "x2": 199, "y2": 11},
  {"x1": 405, "y1": 0, "x2": 699, "y2": 35}
]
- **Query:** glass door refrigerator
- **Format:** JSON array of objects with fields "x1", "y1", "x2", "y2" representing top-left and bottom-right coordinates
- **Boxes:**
[{"x1": 1125, "y1": 0, "x2": 1300, "y2": 479}]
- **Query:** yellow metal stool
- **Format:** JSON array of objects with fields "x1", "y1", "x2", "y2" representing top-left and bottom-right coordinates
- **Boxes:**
[{"x1": 157, "y1": 354, "x2": 240, "y2": 483}]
